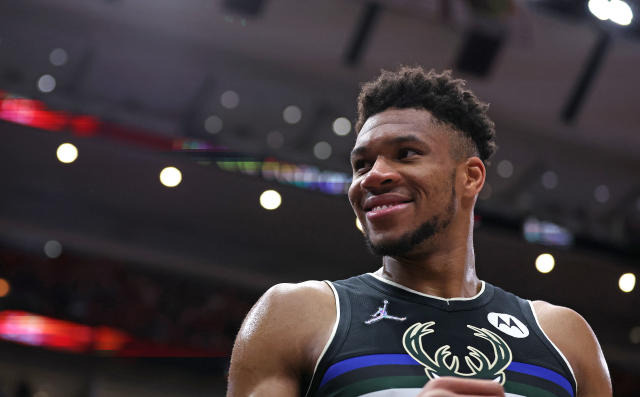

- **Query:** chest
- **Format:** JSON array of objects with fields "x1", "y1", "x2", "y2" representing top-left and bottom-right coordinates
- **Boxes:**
[{"x1": 309, "y1": 290, "x2": 575, "y2": 397}]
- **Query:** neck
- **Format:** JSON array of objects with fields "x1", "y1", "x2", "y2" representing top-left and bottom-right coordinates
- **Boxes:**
[{"x1": 376, "y1": 218, "x2": 479, "y2": 299}]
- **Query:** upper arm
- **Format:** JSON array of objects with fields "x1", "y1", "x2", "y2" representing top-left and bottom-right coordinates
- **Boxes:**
[
  {"x1": 227, "y1": 281, "x2": 335, "y2": 397},
  {"x1": 532, "y1": 301, "x2": 612, "y2": 397}
]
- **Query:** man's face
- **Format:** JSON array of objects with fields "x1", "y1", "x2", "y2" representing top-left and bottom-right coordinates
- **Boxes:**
[{"x1": 348, "y1": 108, "x2": 459, "y2": 257}]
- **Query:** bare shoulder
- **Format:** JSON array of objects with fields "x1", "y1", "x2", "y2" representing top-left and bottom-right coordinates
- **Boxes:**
[
  {"x1": 243, "y1": 281, "x2": 335, "y2": 347},
  {"x1": 228, "y1": 280, "x2": 336, "y2": 396},
  {"x1": 531, "y1": 300, "x2": 612, "y2": 397}
]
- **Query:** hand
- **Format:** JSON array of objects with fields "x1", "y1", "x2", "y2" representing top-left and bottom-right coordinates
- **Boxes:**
[{"x1": 417, "y1": 377, "x2": 505, "y2": 397}]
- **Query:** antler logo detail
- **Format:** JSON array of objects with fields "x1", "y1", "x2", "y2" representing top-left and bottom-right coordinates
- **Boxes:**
[{"x1": 402, "y1": 322, "x2": 512, "y2": 385}]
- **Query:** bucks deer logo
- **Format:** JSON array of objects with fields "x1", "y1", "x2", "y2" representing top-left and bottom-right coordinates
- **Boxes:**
[{"x1": 402, "y1": 322, "x2": 512, "y2": 385}]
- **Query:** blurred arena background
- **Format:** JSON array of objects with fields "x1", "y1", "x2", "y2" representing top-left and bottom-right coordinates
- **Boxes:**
[{"x1": 0, "y1": 0, "x2": 639, "y2": 395}]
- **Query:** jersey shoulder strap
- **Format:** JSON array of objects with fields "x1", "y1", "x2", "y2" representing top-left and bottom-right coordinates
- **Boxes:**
[{"x1": 304, "y1": 275, "x2": 366, "y2": 396}]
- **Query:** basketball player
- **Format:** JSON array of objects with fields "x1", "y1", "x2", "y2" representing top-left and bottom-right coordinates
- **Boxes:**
[{"x1": 227, "y1": 67, "x2": 612, "y2": 396}]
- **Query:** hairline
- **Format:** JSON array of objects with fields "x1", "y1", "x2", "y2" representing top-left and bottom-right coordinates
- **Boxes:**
[{"x1": 355, "y1": 109, "x2": 480, "y2": 163}]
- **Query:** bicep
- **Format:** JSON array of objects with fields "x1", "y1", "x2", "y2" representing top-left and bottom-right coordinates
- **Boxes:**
[
  {"x1": 570, "y1": 313, "x2": 611, "y2": 397},
  {"x1": 227, "y1": 360, "x2": 299, "y2": 397},
  {"x1": 533, "y1": 301, "x2": 612, "y2": 397},
  {"x1": 227, "y1": 335, "x2": 300, "y2": 397}
]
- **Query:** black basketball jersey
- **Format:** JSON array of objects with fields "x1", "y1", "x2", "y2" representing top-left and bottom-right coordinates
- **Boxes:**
[{"x1": 305, "y1": 273, "x2": 577, "y2": 397}]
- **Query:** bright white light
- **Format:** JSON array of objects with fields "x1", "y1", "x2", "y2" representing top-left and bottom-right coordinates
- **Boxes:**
[
  {"x1": 619, "y1": 272, "x2": 636, "y2": 293},
  {"x1": 333, "y1": 117, "x2": 352, "y2": 136},
  {"x1": 266, "y1": 130, "x2": 284, "y2": 149},
  {"x1": 535, "y1": 253, "x2": 555, "y2": 273},
  {"x1": 313, "y1": 141, "x2": 332, "y2": 160},
  {"x1": 49, "y1": 48, "x2": 68, "y2": 66},
  {"x1": 610, "y1": 0, "x2": 633, "y2": 25},
  {"x1": 56, "y1": 143, "x2": 78, "y2": 163},
  {"x1": 220, "y1": 90, "x2": 239, "y2": 109},
  {"x1": 283, "y1": 105, "x2": 302, "y2": 124},
  {"x1": 259, "y1": 189, "x2": 282, "y2": 210},
  {"x1": 204, "y1": 115, "x2": 223, "y2": 134},
  {"x1": 159, "y1": 166, "x2": 182, "y2": 187},
  {"x1": 594, "y1": 185, "x2": 610, "y2": 203},
  {"x1": 37, "y1": 74, "x2": 56, "y2": 93},
  {"x1": 497, "y1": 160, "x2": 513, "y2": 178},
  {"x1": 588, "y1": 0, "x2": 633, "y2": 25},
  {"x1": 44, "y1": 240, "x2": 63, "y2": 259},
  {"x1": 355, "y1": 217, "x2": 363, "y2": 232},
  {"x1": 541, "y1": 171, "x2": 558, "y2": 190},
  {"x1": 589, "y1": 0, "x2": 611, "y2": 20}
]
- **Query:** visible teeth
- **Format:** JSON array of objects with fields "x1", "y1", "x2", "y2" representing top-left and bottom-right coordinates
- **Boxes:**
[{"x1": 372, "y1": 204, "x2": 390, "y2": 212}]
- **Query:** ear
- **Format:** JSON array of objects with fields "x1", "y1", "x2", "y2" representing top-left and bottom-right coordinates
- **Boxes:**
[{"x1": 460, "y1": 156, "x2": 486, "y2": 199}]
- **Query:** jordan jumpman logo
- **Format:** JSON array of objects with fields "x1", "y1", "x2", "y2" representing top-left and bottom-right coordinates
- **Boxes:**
[{"x1": 365, "y1": 300, "x2": 407, "y2": 325}]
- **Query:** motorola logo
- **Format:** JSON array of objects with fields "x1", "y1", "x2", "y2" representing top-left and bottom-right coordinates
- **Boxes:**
[{"x1": 487, "y1": 312, "x2": 529, "y2": 338}]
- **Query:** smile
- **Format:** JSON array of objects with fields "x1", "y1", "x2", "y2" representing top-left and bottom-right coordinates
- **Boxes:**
[{"x1": 365, "y1": 202, "x2": 412, "y2": 220}]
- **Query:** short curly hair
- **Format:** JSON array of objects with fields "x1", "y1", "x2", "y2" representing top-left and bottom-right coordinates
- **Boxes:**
[{"x1": 356, "y1": 66, "x2": 497, "y2": 163}]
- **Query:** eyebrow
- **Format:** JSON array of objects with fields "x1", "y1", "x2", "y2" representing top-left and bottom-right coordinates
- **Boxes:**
[{"x1": 350, "y1": 134, "x2": 423, "y2": 159}]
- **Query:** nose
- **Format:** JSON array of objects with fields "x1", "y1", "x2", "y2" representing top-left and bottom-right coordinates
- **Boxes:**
[{"x1": 361, "y1": 156, "x2": 399, "y2": 192}]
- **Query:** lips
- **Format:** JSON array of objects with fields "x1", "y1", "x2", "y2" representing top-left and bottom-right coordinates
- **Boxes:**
[
  {"x1": 365, "y1": 201, "x2": 412, "y2": 220},
  {"x1": 363, "y1": 193, "x2": 413, "y2": 212},
  {"x1": 369, "y1": 203, "x2": 404, "y2": 212},
  {"x1": 361, "y1": 193, "x2": 413, "y2": 222},
  {"x1": 368, "y1": 202, "x2": 410, "y2": 213}
]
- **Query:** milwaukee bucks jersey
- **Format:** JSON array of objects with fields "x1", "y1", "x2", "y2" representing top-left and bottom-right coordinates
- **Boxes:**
[{"x1": 305, "y1": 273, "x2": 577, "y2": 397}]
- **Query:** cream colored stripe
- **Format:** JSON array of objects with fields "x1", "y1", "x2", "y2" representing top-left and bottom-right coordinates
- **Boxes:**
[
  {"x1": 357, "y1": 389, "x2": 525, "y2": 397},
  {"x1": 368, "y1": 272, "x2": 485, "y2": 301},
  {"x1": 304, "y1": 281, "x2": 340, "y2": 397},
  {"x1": 358, "y1": 388, "x2": 422, "y2": 397}
]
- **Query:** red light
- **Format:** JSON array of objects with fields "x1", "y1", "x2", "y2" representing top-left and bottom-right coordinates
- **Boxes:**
[
  {"x1": 0, "y1": 98, "x2": 69, "y2": 131},
  {"x1": 93, "y1": 326, "x2": 130, "y2": 351},
  {"x1": 0, "y1": 91, "x2": 230, "y2": 154},
  {"x1": 0, "y1": 310, "x2": 91, "y2": 352},
  {"x1": 0, "y1": 311, "x2": 226, "y2": 357},
  {"x1": 0, "y1": 311, "x2": 135, "y2": 354},
  {"x1": 70, "y1": 115, "x2": 100, "y2": 137}
]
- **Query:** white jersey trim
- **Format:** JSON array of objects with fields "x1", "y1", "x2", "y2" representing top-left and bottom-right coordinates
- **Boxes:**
[
  {"x1": 357, "y1": 389, "x2": 525, "y2": 397},
  {"x1": 304, "y1": 280, "x2": 340, "y2": 397},
  {"x1": 368, "y1": 272, "x2": 485, "y2": 302},
  {"x1": 358, "y1": 388, "x2": 423, "y2": 396},
  {"x1": 528, "y1": 300, "x2": 578, "y2": 396}
]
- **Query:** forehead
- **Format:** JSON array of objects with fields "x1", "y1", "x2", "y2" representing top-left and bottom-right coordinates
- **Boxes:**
[{"x1": 354, "y1": 108, "x2": 450, "y2": 150}]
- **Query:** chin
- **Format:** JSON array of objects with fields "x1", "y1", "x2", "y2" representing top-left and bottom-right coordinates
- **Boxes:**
[
  {"x1": 365, "y1": 233, "x2": 417, "y2": 257},
  {"x1": 364, "y1": 218, "x2": 442, "y2": 257},
  {"x1": 365, "y1": 229, "x2": 407, "y2": 246}
]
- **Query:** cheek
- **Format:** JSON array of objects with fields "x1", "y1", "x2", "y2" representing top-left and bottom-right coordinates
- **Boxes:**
[{"x1": 347, "y1": 183, "x2": 359, "y2": 210}]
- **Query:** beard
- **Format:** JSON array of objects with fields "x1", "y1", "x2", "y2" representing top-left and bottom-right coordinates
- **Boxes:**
[{"x1": 364, "y1": 172, "x2": 456, "y2": 257}]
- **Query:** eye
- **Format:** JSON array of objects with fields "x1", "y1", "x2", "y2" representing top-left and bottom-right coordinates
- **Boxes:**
[
  {"x1": 398, "y1": 148, "x2": 419, "y2": 159},
  {"x1": 352, "y1": 159, "x2": 370, "y2": 173}
]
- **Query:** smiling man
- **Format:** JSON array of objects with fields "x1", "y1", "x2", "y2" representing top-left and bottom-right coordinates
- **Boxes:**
[{"x1": 227, "y1": 67, "x2": 612, "y2": 397}]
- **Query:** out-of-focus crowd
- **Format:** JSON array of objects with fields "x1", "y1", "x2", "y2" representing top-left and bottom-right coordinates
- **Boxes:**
[{"x1": 0, "y1": 245, "x2": 257, "y2": 354}]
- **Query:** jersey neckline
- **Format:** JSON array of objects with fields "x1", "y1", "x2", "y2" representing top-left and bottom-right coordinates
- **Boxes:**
[{"x1": 361, "y1": 273, "x2": 494, "y2": 311}]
